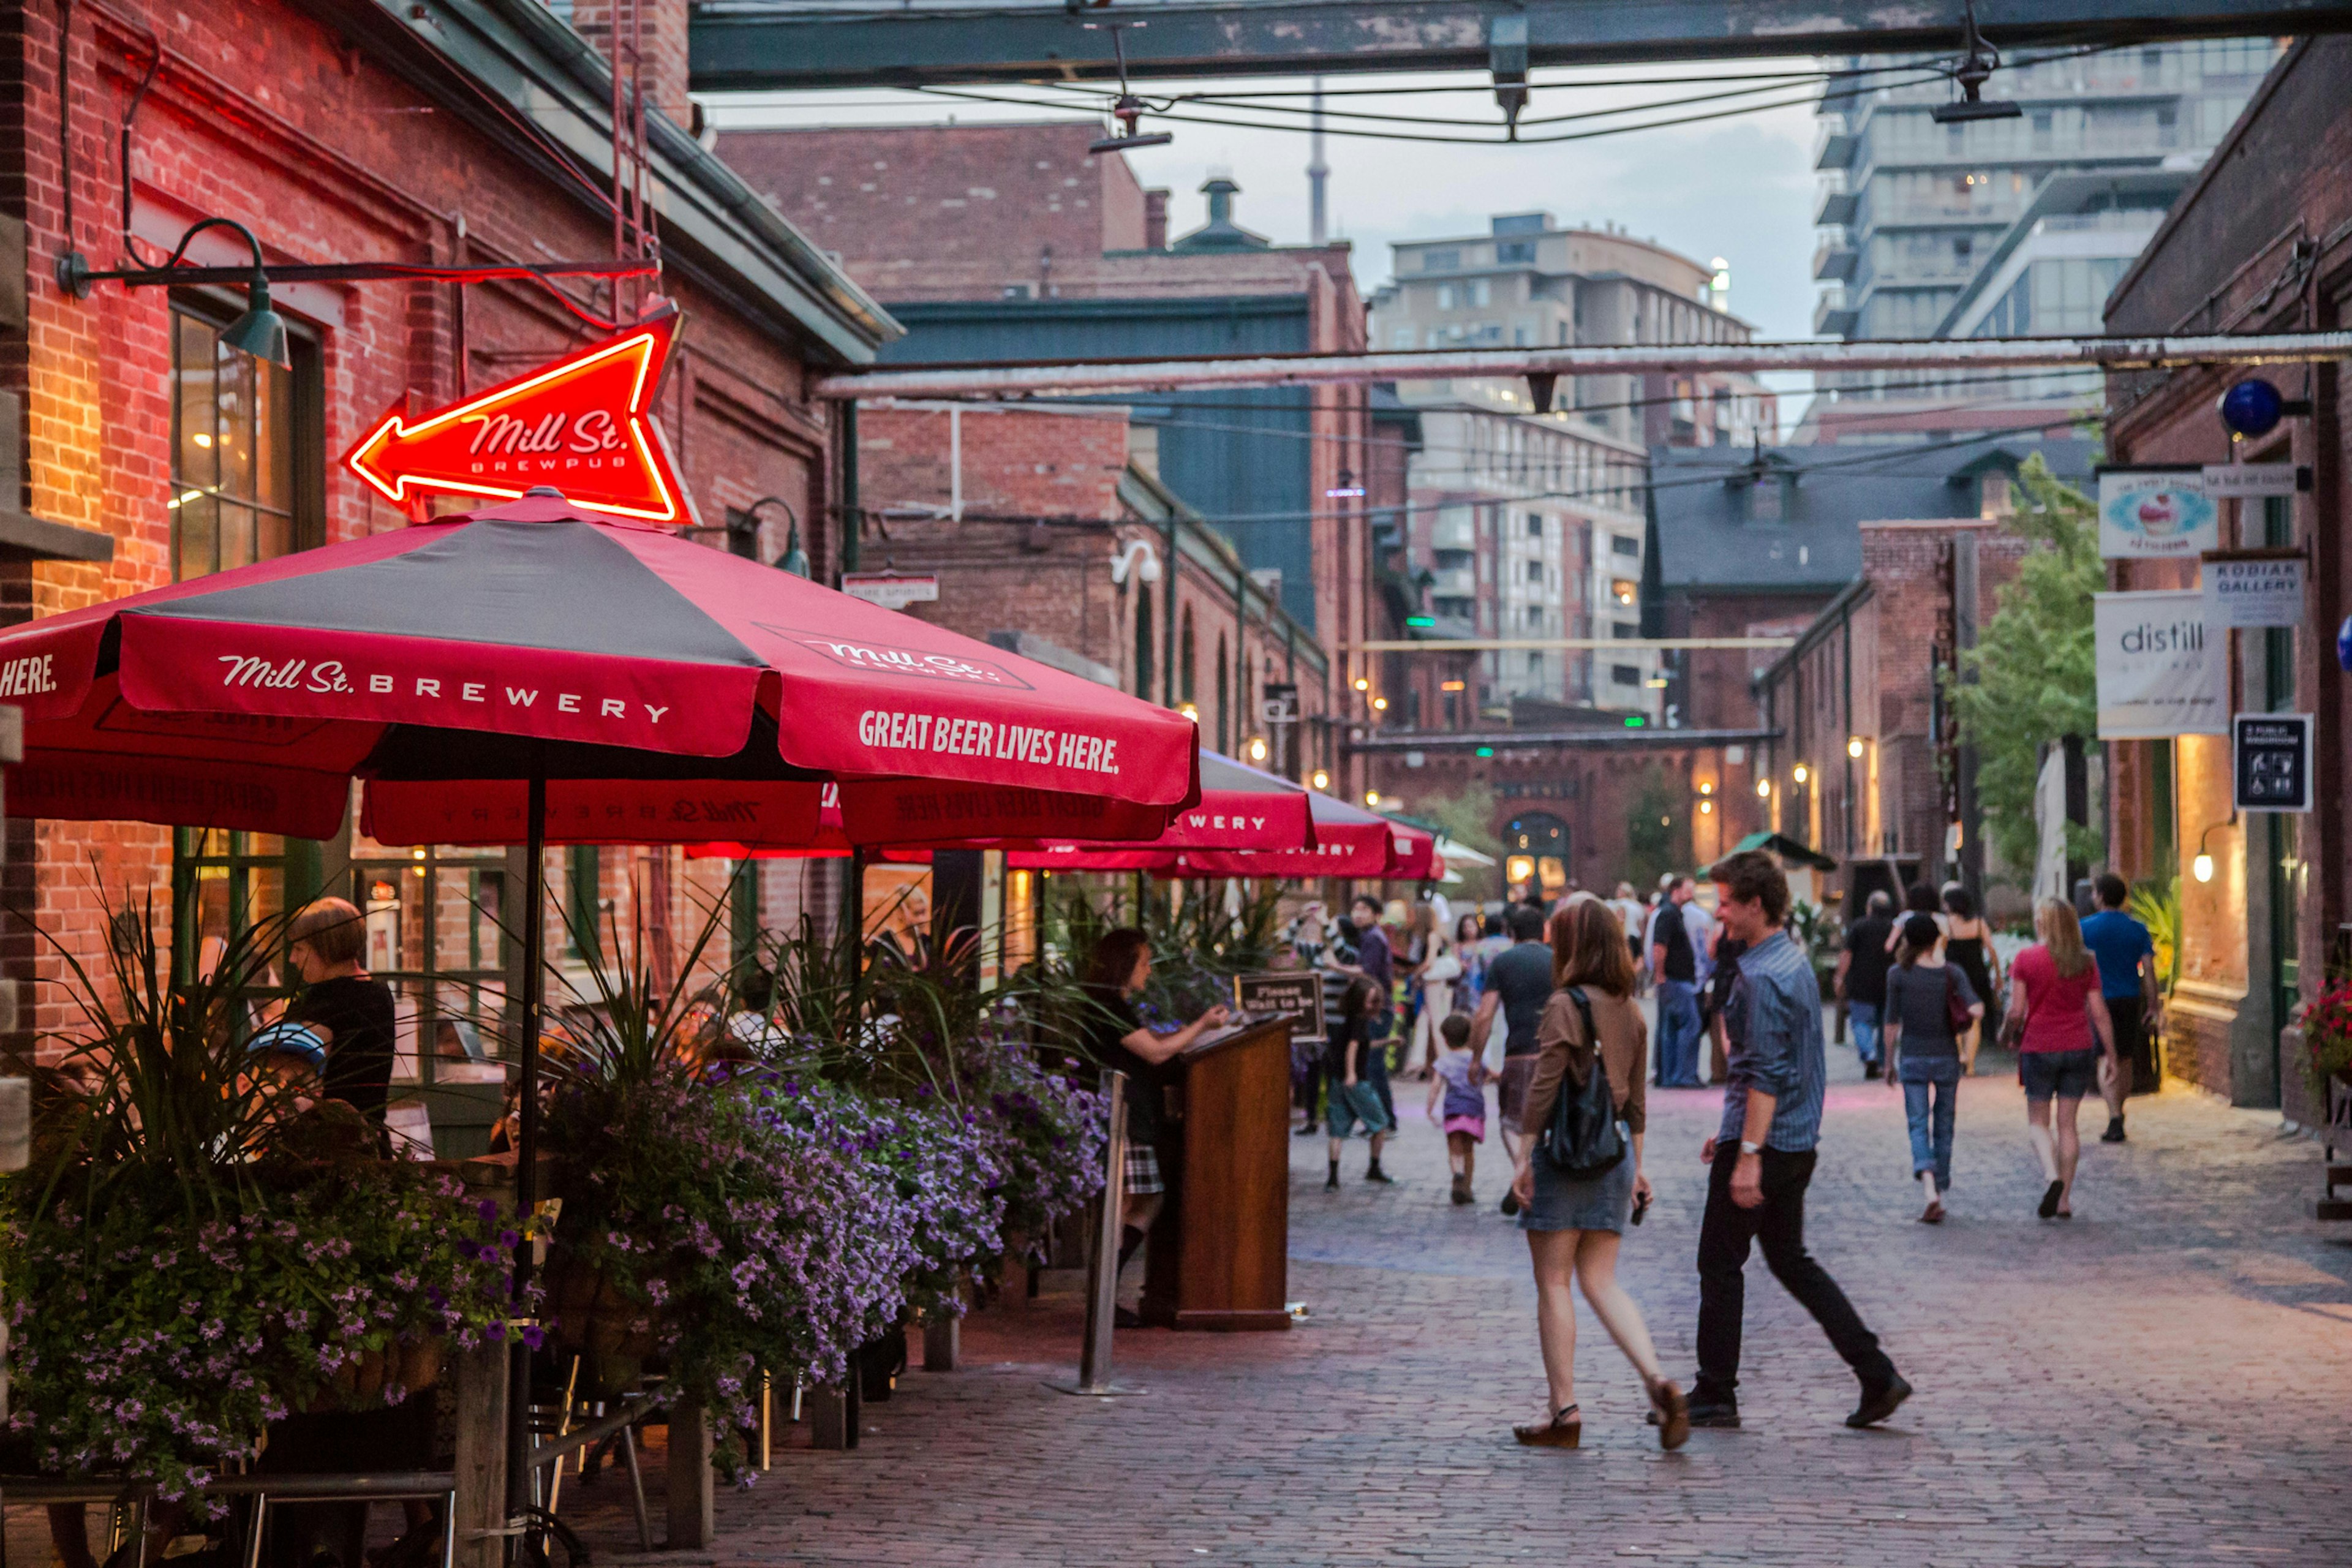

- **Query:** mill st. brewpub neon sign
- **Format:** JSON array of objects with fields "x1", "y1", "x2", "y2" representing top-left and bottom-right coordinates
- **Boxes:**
[{"x1": 343, "y1": 317, "x2": 686, "y2": 522}]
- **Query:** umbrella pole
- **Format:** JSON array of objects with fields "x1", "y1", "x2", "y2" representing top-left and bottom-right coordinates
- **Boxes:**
[{"x1": 506, "y1": 764, "x2": 548, "y2": 1542}]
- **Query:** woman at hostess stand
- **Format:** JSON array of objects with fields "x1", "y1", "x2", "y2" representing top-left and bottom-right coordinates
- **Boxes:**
[{"x1": 1081, "y1": 927, "x2": 1231, "y2": 1327}]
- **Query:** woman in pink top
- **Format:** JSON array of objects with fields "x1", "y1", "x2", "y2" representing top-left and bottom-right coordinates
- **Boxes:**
[{"x1": 2002, "y1": 899, "x2": 2116, "y2": 1219}]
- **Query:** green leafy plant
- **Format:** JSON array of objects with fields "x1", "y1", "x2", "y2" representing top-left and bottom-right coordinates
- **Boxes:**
[
  {"x1": 2, "y1": 888, "x2": 511, "y2": 1503},
  {"x1": 2127, "y1": 876, "x2": 2182, "y2": 993},
  {"x1": 1950, "y1": 454, "x2": 2105, "y2": 876}
]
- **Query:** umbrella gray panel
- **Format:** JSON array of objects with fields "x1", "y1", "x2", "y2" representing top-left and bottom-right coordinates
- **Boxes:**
[{"x1": 132, "y1": 519, "x2": 763, "y2": 667}]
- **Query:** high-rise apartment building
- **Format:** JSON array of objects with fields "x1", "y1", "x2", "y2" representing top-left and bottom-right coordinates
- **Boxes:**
[
  {"x1": 1809, "y1": 38, "x2": 2277, "y2": 423},
  {"x1": 1370, "y1": 215, "x2": 1771, "y2": 714}
]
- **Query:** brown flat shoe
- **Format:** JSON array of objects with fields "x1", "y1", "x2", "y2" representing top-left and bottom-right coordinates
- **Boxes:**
[
  {"x1": 1513, "y1": 1404, "x2": 1582, "y2": 1447},
  {"x1": 1920, "y1": 1200, "x2": 1945, "y2": 1224},
  {"x1": 1648, "y1": 1379, "x2": 1690, "y2": 1451}
]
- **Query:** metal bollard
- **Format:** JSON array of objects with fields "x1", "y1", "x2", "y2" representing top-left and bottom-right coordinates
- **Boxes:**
[{"x1": 1049, "y1": 1070, "x2": 1138, "y2": 1396}]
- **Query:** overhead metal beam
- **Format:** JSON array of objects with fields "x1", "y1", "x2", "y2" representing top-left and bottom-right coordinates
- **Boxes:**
[
  {"x1": 1345, "y1": 726, "x2": 1778, "y2": 753},
  {"x1": 814, "y1": 330, "x2": 2352, "y2": 401},
  {"x1": 687, "y1": 0, "x2": 2352, "y2": 91},
  {"x1": 1355, "y1": 636, "x2": 1794, "y2": 652}
]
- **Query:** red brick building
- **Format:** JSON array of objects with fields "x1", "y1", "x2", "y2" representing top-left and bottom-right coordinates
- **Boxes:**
[
  {"x1": 1750, "y1": 521, "x2": 2030, "y2": 900},
  {"x1": 2, "y1": 0, "x2": 889, "y2": 1061},
  {"x1": 2101, "y1": 36, "x2": 2351, "y2": 1120},
  {"x1": 851, "y1": 399, "x2": 1332, "y2": 771},
  {"x1": 722, "y1": 124, "x2": 1371, "y2": 796}
]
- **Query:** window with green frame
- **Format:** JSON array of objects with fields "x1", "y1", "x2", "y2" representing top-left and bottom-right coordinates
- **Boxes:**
[
  {"x1": 172, "y1": 830, "x2": 323, "y2": 990},
  {"x1": 567, "y1": 846, "x2": 603, "y2": 962},
  {"x1": 342, "y1": 840, "x2": 511, "y2": 1090},
  {"x1": 167, "y1": 292, "x2": 327, "y2": 983}
]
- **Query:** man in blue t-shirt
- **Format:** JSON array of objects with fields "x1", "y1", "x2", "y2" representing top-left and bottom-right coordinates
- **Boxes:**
[{"x1": 2081, "y1": 873, "x2": 2162, "y2": 1144}]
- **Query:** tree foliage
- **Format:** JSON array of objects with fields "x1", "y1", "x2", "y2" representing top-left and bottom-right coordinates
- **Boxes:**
[
  {"x1": 1411, "y1": 781, "x2": 1503, "y2": 903},
  {"x1": 1950, "y1": 455, "x2": 2103, "y2": 876},
  {"x1": 1624, "y1": 763, "x2": 1691, "y2": 894}
]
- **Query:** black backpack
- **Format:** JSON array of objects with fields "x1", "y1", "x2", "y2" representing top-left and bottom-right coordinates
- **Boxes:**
[{"x1": 1538, "y1": 986, "x2": 1627, "y2": 1177}]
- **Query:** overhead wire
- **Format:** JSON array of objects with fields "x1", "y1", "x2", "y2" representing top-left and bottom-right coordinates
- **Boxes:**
[{"x1": 895, "y1": 38, "x2": 2135, "y2": 146}]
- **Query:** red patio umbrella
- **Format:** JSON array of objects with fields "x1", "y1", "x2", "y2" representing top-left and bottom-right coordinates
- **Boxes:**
[
  {"x1": 0, "y1": 487, "x2": 1200, "y2": 1490},
  {"x1": 1159, "y1": 791, "x2": 1426, "y2": 880},
  {"x1": 685, "y1": 748, "x2": 1314, "y2": 865}
]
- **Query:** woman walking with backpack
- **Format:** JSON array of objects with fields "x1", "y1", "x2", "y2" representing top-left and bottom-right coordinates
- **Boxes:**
[
  {"x1": 1508, "y1": 899, "x2": 1688, "y2": 1452},
  {"x1": 1881, "y1": 913, "x2": 1982, "y2": 1223}
]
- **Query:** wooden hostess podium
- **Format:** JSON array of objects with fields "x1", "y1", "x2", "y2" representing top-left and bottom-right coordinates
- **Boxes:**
[{"x1": 1139, "y1": 1016, "x2": 1294, "y2": 1331}]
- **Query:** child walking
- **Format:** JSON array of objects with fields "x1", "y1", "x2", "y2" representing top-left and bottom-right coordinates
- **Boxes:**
[
  {"x1": 1327, "y1": 974, "x2": 1396, "y2": 1189},
  {"x1": 1426, "y1": 1012, "x2": 1487, "y2": 1205}
]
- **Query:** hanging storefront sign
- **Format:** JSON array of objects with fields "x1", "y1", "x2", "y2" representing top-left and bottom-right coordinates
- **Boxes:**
[
  {"x1": 2199, "y1": 463, "x2": 2307, "y2": 499},
  {"x1": 2201, "y1": 550, "x2": 2306, "y2": 629},
  {"x1": 344, "y1": 316, "x2": 688, "y2": 522},
  {"x1": 2094, "y1": 590, "x2": 2229, "y2": 738},
  {"x1": 2097, "y1": 467, "x2": 2219, "y2": 560},
  {"x1": 2233, "y1": 712, "x2": 2313, "y2": 812},
  {"x1": 840, "y1": 572, "x2": 940, "y2": 610}
]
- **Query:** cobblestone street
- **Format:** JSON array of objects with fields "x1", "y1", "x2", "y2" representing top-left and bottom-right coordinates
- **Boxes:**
[{"x1": 576, "y1": 1042, "x2": 2352, "y2": 1566}]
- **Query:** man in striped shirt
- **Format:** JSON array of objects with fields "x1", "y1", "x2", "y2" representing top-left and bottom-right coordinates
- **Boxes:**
[{"x1": 1683, "y1": 849, "x2": 1911, "y2": 1432}]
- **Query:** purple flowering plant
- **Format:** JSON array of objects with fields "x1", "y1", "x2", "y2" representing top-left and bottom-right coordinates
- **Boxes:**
[
  {"x1": 2, "y1": 891, "x2": 513, "y2": 1504},
  {"x1": 540, "y1": 899, "x2": 921, "y2": 1480}
]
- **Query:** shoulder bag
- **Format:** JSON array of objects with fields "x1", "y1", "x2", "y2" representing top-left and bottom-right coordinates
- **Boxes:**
[
  {"x1": 1539, "y1": 987, "x2": 1627, "y2": 1177},
  {"x1": 1943, "y1": 967, "x2": 1974, "y2": 1039}
]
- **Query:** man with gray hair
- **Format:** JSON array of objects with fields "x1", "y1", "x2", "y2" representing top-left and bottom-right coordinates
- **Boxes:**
[{"x1": 1834, "y1": 890, "x2": 1899, "y2": 1079}]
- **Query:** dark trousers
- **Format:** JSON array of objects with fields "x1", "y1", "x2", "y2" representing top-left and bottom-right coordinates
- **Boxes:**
[
  {"x1": 2107, "y1": 995, "x2": 2158, "y2": 1095},
  {"x1": 1694, "y1": 1146, "x2": 1896, "y2": 1404}
]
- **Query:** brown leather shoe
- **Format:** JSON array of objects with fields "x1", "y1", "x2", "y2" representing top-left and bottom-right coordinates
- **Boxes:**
[
  {"x1": 1512, "y1": 1404, "x2": 1582, "y2": 1447},
  {"x1": 1648, "y1": 1379, "x2": 1690, "y2": 1451}
]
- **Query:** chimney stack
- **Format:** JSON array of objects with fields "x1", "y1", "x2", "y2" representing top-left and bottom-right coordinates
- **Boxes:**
[{"x1": 1144, "y1": 189, "x2": 1170, "y2": 250}]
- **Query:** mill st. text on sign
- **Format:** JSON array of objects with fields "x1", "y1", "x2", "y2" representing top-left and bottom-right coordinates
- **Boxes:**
[{"x1": 344, "y1": 317, "x2": 688, "y2": 522}]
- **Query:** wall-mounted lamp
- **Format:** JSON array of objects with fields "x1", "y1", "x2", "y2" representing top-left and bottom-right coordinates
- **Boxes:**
[
  {"x1": 1697, "y1": 780, "x2": 1714, "y2": 796},
  {"x1": 1311, "y1": 769, "x2": 1330, "y2": 791},
  {"x1": 1178, "y1": 703, "x2": 1199, "y2": 723},
  {"x1": 1699, "y1": 799, "x2": 1714, "y2": 815},
  {"x1": 1246, "y1": 736, "x2": 1268, "y2": 763},
  {"x1": 2192, "y1": 817, "x2": 2235, "y2": 884},
  {"x1": 1353, "y1": 676, "x2": 1370, "y2": 692},
  {"x1": 1792, "y1": 763, "x2": 1809, "y2": 785},
  {"x1": 1756, "y1": 778, "x2": 1771, "y2": 798},
  {"x1": 1110, "y1": 538, "x2": 1162, "y2": 587},
  {"x1": 64, "y1": 218, "x2": 292, "y2": 369},
  {"x1": 1364, "y1": 790, "x2": 1381, "y2": 808},
  {"x1": 1847, "y1": 736, "x2": 1866, "y2": 759},
  {"x1": 1371, "y1": 696, "x2": 1389, "y2": 712}
]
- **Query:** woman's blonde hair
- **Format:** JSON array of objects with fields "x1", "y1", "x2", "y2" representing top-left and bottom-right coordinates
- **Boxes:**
[{"x1": 2035, "y1": 898, "x2": 2092, "y2": 980}]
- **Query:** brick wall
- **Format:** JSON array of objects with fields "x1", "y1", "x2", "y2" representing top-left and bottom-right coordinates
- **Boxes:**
[
  {"x1": 861, "y1": 402, "x2": 1129, "y2": 523},
  {"x1": 718, "y1": 123, "x2": 1148, "y2": 302},
  {"x1": 4, "y1": 0, "x2": 831, "y2": 1047}
]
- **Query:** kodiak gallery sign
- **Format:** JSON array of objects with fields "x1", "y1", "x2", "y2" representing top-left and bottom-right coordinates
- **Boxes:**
[{"x1": 2094, "y1": 590, "x2": 2230, "y2": 739}]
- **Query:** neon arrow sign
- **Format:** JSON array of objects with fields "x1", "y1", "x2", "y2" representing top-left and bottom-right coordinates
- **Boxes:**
[{"x1": 343, "y1": 317, "x2": 686, "y2": 522}]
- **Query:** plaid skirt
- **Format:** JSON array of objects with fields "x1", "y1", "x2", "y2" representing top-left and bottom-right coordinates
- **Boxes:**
[{"x1": 1123, "y1": 1141, "x2": 1165, "y2": 1197}]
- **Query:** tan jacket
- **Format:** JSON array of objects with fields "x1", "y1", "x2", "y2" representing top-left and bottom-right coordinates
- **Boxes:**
[{"x1": 1519, "y1": 987, "x2": 1649, "y2": 1139}]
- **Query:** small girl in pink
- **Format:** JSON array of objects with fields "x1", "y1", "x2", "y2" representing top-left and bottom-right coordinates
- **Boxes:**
[{"x1": 1427, "y1": 1012, "x2": 1487, "y2": 1205}]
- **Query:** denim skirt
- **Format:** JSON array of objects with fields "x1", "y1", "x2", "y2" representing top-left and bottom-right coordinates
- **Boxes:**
[{"x1": 1517, "y1": 1123, "x2": 1635, "y2": 1235}]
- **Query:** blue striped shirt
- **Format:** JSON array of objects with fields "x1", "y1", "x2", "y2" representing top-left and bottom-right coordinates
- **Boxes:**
[{"x1": 1719, "y1": 929, "x2": 1827, "y2": 1152}]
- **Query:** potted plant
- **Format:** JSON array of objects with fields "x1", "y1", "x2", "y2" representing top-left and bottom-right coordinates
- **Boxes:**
[
  {"x1": 2296, "y1": 981, "x2": 2352, "y2": 1107},
  {"x1": 537, "y1": 906, "x2": 919, "y2": 1477},
  {"x1": 1, "y1": 894, "x2": 514, "y2": 1504}
]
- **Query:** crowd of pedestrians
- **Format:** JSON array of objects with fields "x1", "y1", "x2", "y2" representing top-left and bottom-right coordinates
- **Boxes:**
[{"x1": 1264, "y1": 850, "x2": 2167, "y2": 1447}]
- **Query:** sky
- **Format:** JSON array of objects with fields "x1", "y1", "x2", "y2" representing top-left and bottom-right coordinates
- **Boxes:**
[{"x1": 706, "y1": 63, "x2": 1828, "y2": 361}]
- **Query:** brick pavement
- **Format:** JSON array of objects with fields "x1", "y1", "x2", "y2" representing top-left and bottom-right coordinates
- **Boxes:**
[{"x1": 556, "y1": 1039, "x2": 2352, "y2": 1566}]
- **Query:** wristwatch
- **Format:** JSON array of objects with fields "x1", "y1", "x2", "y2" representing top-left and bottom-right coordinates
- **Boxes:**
[{"x1": 1738, "y1": 1140, "x2": 1763, "y2": 1156}]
